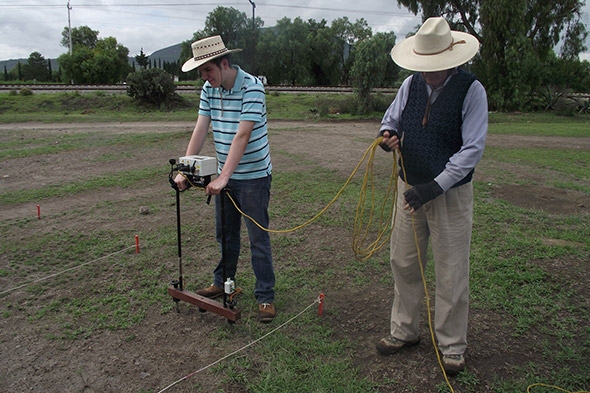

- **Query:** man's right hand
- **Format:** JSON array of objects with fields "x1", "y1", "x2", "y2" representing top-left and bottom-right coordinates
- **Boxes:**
[
  {"x1": 174, "y1": 173, "x2": 188, "y2": 191},
  {"x1": 379, "y1": 130, "x2": 400, "y2": 152}
]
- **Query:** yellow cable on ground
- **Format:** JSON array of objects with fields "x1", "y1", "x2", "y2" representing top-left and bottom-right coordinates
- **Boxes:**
[{"x1": 527, "y1": 383, "x2": 590, "y2": 393}]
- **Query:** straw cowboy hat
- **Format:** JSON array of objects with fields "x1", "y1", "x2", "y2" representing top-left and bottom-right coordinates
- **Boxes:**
[
  {"x1": 391, "y1": 17, "x2": 480, "y2": 72},
  {"x1": 181, "y1": 35, "x2": 242, "y2": 72}
]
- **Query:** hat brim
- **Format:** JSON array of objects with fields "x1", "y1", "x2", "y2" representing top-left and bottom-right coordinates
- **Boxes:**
[
  {"x1": 181, "y1": 48, "x2": 242, "y2": 72},
  {"x1": 391, "y1": 31, "x2": 479, "y2": 72}
]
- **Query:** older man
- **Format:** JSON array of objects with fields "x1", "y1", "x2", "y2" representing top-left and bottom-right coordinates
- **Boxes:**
[{"x1": 376, "y1": 17, "x2": 488, "y2": 375}]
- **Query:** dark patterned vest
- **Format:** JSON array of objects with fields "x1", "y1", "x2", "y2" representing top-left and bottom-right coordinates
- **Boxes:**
[{"x1": 399, "y1": 68, "x2": 477, "y2": 187}]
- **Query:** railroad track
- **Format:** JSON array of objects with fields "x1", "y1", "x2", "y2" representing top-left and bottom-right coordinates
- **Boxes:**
[
  {"x1": 0, "y1": 84, "x2": 398, "y2": 95},
  {"x1": 3, "y1": 84, "x2": 588, "y2": 101}
]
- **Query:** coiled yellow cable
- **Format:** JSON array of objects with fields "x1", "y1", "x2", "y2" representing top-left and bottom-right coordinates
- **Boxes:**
[{"x1": 225, "y1": 137, "x2": 398, "y2": 261}]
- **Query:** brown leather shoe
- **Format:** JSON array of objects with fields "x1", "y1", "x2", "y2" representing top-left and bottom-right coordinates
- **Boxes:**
[
  {"x1": 196, "y1": 284, "x2": 223, "y2": 298},
  {"x1": 375, "y1": 336, "x2": 420, "y2": 355},
  {"x1": 258, "y1": 303, "x2": 276, "y2": 323},
  {"x1": 443, "y1": 354, "x2": 465, "y2": 375}
]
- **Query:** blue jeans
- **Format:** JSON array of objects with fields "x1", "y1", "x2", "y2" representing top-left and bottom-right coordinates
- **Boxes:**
[{"x1": 212, "y1": 176, "x2": 275, "y2": 304}]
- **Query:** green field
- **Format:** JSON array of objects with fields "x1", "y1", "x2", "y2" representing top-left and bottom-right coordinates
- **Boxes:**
[{"x1": 0, "y1": 92, "x2": 588, "y2": 393}]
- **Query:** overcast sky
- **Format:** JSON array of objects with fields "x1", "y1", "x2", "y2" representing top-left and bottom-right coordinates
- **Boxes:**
[{"x1": 0, "y1": 1, "x2": 588, "y2": 62}]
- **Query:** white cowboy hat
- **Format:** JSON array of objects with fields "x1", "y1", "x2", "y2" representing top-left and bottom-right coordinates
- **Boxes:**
[
  {"x1": 390, "y1": 17, "x2": 480, "y2": 72},
  {"x1": 181, "y1": 35, "x2": 242, "y2": 72}
]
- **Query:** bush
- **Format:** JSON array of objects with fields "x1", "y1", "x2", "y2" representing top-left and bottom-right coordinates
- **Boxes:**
[
  {"x1": 314, "y1": 95, "x2": 358, "y2": 116},
  {"x1": 126, "y1": 68, "x2": 178, "y2": 109}
]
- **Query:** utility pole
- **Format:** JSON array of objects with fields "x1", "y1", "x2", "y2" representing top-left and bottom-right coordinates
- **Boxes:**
[
  {"x1": 67, "y1": 1, "x2": 73, "y2": 56},
  {"x1": 248, "y1": 0, "x2": 256, "y2": 74},
  {"x1": 67, "y1": 1, "x2": 73, "y2": 84}
]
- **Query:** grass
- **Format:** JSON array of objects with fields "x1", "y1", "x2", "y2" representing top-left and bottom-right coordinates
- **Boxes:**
[
  {"x1": 483, "y1": 146, "x2": 590, "y2": 192},
  {"x1": 0, "y1": 131, "x2": 182, "y2": 160},
  {"x1": 0, "y1": 93, "x2": 589, "y2": 392},
  {"x1": 488, "y1": 111, "x2": 590, "y2": 138},
  {"x1": 0, "y1": 165, "x2": 165, "y2": 206},
  {"x1": 0, "y1": 90, "x2": 393, "y2": 123},
  {"x1": 471, "y1": 204, "x2": 587, "y2": 336}
]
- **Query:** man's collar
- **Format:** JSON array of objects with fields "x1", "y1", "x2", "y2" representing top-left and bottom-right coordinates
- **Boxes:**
[{"x1": 222, "y1": 65, "x2": 243, "y2": 93}]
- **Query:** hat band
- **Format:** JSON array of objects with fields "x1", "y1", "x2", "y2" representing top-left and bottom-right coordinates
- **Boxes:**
[
  {"x1": 193, "y1": 48, "x2": 228, "y2": 61},
  {"x1": 413, "y1": 39, "x2": 467, "y2": 56}
]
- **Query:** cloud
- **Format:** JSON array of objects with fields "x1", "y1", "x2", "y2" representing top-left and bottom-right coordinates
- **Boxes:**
[
  {"x1": 0, "y1": 0, "x2": 422, "y2": 60},
  {"x1": 0, "y1": 0, "x2": 587, "y2": 61},
  {"x1": 0, "y1": 6, "x2": 65, "y2": 59}
]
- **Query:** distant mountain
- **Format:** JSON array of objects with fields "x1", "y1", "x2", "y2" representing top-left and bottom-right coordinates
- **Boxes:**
[
  {"x1": 147, "y1": 43, "x2": 183, "y2": 64},
  {"x1": 0, "y1": 59, "x2": 22, "y2": 72},
  {"x1": 0, "y1": 58, "x2": 60, "y2": 73},
  {"x1": 0, "y1": 43, "x2": 183, "y2": 73}
]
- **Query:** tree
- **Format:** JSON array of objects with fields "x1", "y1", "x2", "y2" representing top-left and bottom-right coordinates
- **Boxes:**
[
  {"x1": 179, "y1": 6, "x2": 263, "y2": 79},
  {"x1": 257, "y1": 17, "x2": 313, "y2": 85},
  {"x1": 255, "y1": 16, "x2": 377, "y2": 86},
  {"x1": 61, "y1": 25, "x2": 99, "y2": 49},
  {"x1": 90, "y1": 37, "x2": 132, "y2": 83},
  {"x1": 350, "y1": 32, "x2": 398, "y2": 113},
  {"x1": 307, "y1": 18, "x2": 341, "y2": 86},
  {"x1": 57, "y1": 26, "x2": 131, "y2": 84},
  {"x1": 58, "y1": 45, "x2": 93, "y2": 84},
  {"x1": 330, "y1": 17, "x2": 373, "y2": 85},
  {"x1": 205, "y1": 6, "x2": 264, "y2": 74},
  {"x1": 177, "y1": 8, "x2": 390, "y2": 87},
  {"x1": 535, "y1": 50, "x2": 590, "y2": 111},
  {"x1": 22, "y1": 52, "x2": 50, "y2": 82},
  {"x1": 395, "y1": 0, "x2": 588, "y2": 110},
  {"x1": 482, "y1": 0, "x2": 588, "y2": 109},
  {"x1": 135, "y1": 48, "x2": 149, "y2": 69},
  {"x1": 203, "y1": 6, "x2": 250, "y2": 47}
]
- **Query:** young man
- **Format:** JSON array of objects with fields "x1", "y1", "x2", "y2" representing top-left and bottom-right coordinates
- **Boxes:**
[
  {"x1": 175, "y1": 35, "x2": 275, "y2": 323},
  {"x1": 376, "y1": 17, "x2": 488, "y2": 374}
]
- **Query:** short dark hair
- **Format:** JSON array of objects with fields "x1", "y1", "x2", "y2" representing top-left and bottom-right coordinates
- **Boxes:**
[{"x1": 213, "y1": 54, "x2": 231, "y2": 68}]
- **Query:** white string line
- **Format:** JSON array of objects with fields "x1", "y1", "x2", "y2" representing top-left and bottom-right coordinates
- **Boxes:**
[
  {"x1": 157, "y1": 296, "x2": 322, "y2": 393},
  {"x1": 0, "y1": 245, "x2": 136, "y2": 296}
]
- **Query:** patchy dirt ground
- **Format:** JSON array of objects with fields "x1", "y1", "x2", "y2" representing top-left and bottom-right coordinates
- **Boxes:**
[{"x1": 0, "y1": 121, "x2": 588, "y2": 393}]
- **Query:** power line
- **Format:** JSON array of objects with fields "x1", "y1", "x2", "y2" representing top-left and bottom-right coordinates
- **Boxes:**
[
  {"x1": 6, "y1": 1, "x2": 578, "y2": 32},
  {"x1": 0, "y1": 2, "x2": 242, "y2": 7},
  {"x1": 258, "y1": 2, "x2": 414, "y2": 17},
  {"x1": 0, "y1": 1, "x2": 415, "y2": 18}
]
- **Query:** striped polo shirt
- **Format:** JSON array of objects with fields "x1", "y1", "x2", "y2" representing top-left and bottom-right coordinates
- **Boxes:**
[{"x1": 198, "y1": 65, "x2": 272, "y2": 180}]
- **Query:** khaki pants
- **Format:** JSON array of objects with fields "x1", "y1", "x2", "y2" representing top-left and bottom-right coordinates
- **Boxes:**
[{"x1": 389, "y1": 179, "x2": 473, "y2": 355}]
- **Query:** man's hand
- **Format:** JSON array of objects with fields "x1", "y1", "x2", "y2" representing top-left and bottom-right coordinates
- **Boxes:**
[
  {"x1": 174, "y1": 173, "x2": 188, "y2": 191},
  {"x1": 379, "y1": 130, "x2": 400, "y2": 152},
  {"x1": 403, "y1": 181, "x2": 443, "y2": 212},
  {"x1": 205, "y1": 176, "x2": 229, "y2": 196}
]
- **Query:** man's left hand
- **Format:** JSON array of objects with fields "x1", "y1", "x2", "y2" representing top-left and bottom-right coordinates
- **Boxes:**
[
  {"x1": 403, "y1": 181, "x2": 443, "y2": 212},
  {"x1": 206, "y1": 176, "x2": 229, "y2": 195}
]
